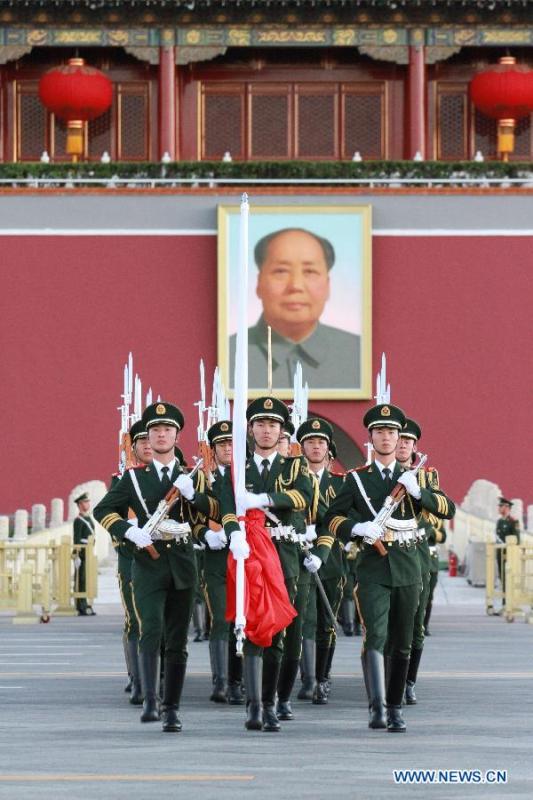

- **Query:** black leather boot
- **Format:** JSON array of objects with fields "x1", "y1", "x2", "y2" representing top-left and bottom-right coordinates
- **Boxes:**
[
  {"x1": 262, "y1": 657, "x2": 281, "y2": 732},
  {"x1": 227, "y1": 640, "x2": 244, "y2": 705},
  {"x1": 276, "y1": 659, "x2": 299, "y2": 720},
  {"x1": 312, "y1": 647, "x2": 330, "y2": 705},
  {"x1": 386, "y1": 657, "x2": 409, "y2": 732},
  {"x1": 341, "y1": 599, "x2": 355, "y2": 636},
  {"x1": 244, "y1": 656, "x2": 263, "y2": 731},
  {"x1": 127, "y1": 637, "x2": 143, "y2": 706},
  {"x1": 405, "y1": 647, "x2": 423, "y2": 705},
  {"x1": 209, "y1": 639, "x2": 228, "y2": 703},
  {"x1": 424, "y1": 600, "x2": 433, "y2": 636},
  {"x1": 161, "y1": 657, "x2": 186, "y2": 732},
  {"x1": 364, "y1": 650, "x2": 387, "y2": 729},
  {"x1": 139, "y1": 650, "x2": 160, "y2": 723},
  {"x1": 192, "y1": 603, "x2": 204, "y2": 643},
  {"x1": 123, "y1": 633, "x2": 132, "y2": 693},
  {"x1": 297, "y1": 638, "x2": 315, "y2": 700},
  {"x1": 325, "y1": 641, "x2": 336, "y2": 695}
]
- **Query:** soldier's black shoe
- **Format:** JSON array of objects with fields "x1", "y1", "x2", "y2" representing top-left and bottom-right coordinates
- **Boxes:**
[
  {"x1": 297, "y1": 639, "x2": 316, "y2": 700},
  {"x1": 124, "y1": 679, "x2": 132, "y2": 693},
  {"x1": 276, "y1": 658, "x2": 299, "y2": 720},
  {"x1": 405, "y1": 681, "x2": 417, "y2": 705},
  {"x1": 209, "y1": 640, "x2": 228, "y2": 703},
  {"x1": 244, "y1": 656, "x2": 263, "y2": 731},
  {"x1": 193, "y1": 631, "x2": 203, "y2": 643},
  {"x1": 386, "y1": 656, "x2": 410, "y2": 731},
  {"x1": 127, "y1": 638, "x2": 143, "y2": 706},
  {"x1": 364, "y1": 650, "x2": 387, "y2": 729},
  {"x1": 387, "y1": 705, "x2": 406, "y2": 732},
  {"x1": 405, "y1": 647, "x2": 423, "y2": 705},
  {"x1": 227, "y1": 681, "x2": 245, "y2": 705},
  {"x1": 312, "y1": 681, "x2": 329, "y2": 705},
  {"x1": 262, "y1": 704, "x2": 281, "y2": 732},
  {"x1": 424, "y1": 627, "x2": 431, "y2": 636},
  {"x1": 139, "y1": 650, "x2": 161, "y2": 723},
  {"x1": 210, "y1": 679, "x2": 228, "y2": 703},
  {"x1": 162, "y1": 708, "x2": 182, "y2": 732}
]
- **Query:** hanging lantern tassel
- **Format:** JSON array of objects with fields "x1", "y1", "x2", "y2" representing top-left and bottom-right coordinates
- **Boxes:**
[
  {"x1": 39, "y1": 57, "x2": 112, "y2": 163},
  {"x1": 497, "y1": 118, "x2": 515, "y2": 160}
]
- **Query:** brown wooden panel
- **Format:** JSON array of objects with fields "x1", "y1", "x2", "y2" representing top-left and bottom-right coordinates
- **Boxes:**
[
  {"x1": 295, "y1": 84, "x2": 337, "y2": 159},
  {"x1": 15, "y1": 81, "x2": 47, "y2": 161},
  {"x1": 117, "y1": 82, "x2": 150, "y2": 161},
  {"x1": 341, "y1": 83, "x2": 386, "y2": 159},
  {"x1": 249, "y1": 84, "x2": 291, "y2": 159},
  {"x1": 436, "y1": 84, "x2": 468, "y2": 160},
  {"x1": 202, "y1": 83, "x2": 244, "y2": 159}
]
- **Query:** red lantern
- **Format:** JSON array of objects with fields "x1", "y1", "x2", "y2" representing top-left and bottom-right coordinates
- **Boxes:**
[
  {"x1": 469, "y1": 57, "x2": 533, "y2": 160},
  {"x1": 39, "y1": 57, "x2": 113, "y2": 161}
]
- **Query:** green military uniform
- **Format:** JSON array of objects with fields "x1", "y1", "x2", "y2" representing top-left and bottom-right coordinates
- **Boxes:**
[
  {"x1": 424, "y1": 518, "x2": 447, "y2": 634},
  {"x1": 323, "y1": 403, "x2": 456, "y2": 733},
  {"x1": 72, "y1": 495, "x2": 96, "y2": 616},
  {"x1": 496, "y1": 497, "x2": 520, "y2": 599},
  {"x1": 220, "y1": 396, "x2": 317, "y2": 732},
  {"x1": 94, "y1": 401, "x2": 200, "y2": 733}
]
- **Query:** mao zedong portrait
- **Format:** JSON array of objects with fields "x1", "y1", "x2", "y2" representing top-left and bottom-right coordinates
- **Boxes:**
[{"x1": 229, "y1": 227, "x2": 361, "y2": 389}]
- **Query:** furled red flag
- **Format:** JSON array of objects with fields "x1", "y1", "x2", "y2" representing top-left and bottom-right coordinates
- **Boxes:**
[{"x1": 226, "y1": 509, "x2": 296, "y2": 647}]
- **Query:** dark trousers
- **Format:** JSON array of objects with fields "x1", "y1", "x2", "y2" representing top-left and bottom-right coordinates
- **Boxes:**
[
  {"x1": 316, "y1": 576, "x2": 345, "y2": 650},
  {"x1": 355, "y1": 581, "x2": 421, "y2": 658},
  {"x1": 118, "y1": 573, "x2": 140, "y2": 639},
  {"x1": 204, "y1": 568, "x2": 230, "y2": 641}
]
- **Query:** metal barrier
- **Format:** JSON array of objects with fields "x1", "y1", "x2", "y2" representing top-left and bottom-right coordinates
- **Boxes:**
[
  {"x1": 0, "y1": 534, "x2": 97, "y2": 623},
  {"x1": 486, "y1": 536, "x2": 533, "y2": 623}
]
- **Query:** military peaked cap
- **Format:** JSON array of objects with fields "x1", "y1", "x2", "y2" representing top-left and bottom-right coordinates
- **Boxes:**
[
  {"x1": 280, "y1": 420, "x2": 295, "y2": 439},
  {"x1": 129, "y1": 419, "x2": 148, "y2": 443},
  {"x1": 498, "y1": 496, "x2": 513, "y2": 507},
  {"x1": 142, "y1": 401, "x2": 184, "y2": 431},
  {"x1": 363, "y1": 403, "x2": 406, "y2": 431},
  {"x1": 401, "y1": 417, "x2": 422, "y2": 441},
  {"x1": 208, "y1": 420, "x2": 233, "y2": 446},
  {"x1": 329, "y1": 440, "x2": 338, "y2": 460},
  {"x1": 297, "y1": 417, "x2": 334, "y2": 444},
  {"x1": 74, "y1": 492, "x2": 89, "y2": 504},
  {"x1": 246, "y1": 396, "x2": 289, "y2": 424}
]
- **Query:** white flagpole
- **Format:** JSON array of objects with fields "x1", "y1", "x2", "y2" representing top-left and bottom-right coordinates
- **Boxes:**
[{"x1": 233, "y1": 192, "x2": 250, "y2": 655}]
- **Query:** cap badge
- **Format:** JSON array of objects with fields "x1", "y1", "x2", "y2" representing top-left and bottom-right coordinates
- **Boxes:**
[
  {"x1": 381, "y1": 406, "x2": 391, "y2": 417},
  {"x1": 311, "y1": 420, "x2": 321, "y2": 430},
  {"x1": 220, "y1": 422, "x2": 229, "y2": 432},
  {"x1": 264, "y1": 398, "x2": 273, "y2": 410},
  {"x1": 156, "y1": 404, "x2": 166, "y2": 415}
]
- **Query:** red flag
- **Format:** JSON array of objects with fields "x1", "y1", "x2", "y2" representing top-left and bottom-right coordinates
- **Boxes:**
[{"x1": 226, "y1": 509, "x2": 297, "y2": 648}]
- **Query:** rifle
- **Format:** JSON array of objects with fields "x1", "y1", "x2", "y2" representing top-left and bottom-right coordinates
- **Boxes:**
[
  {"x1": 139, "y1": 458, "x2": 204, "y2": 560},
  {"x1": 369, "y1": 453, "x2": 428, "y2": 557}
]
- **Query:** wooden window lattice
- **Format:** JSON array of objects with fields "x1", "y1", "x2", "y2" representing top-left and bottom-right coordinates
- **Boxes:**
[{"x1": 343, "y1": 92, "x2": 384, "y2": 159}]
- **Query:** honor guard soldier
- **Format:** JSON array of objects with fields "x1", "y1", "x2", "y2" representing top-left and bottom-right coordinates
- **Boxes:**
[
  {"x1": 297, "y1": 418, "x2": 344, "y2": 705},
  {"x1": 423, "y1": 518, "x2": 447, "y2": 636},
  {"x1": 220, "y1": 396, "x2": 317, "y2": 732},
  {"x1": 94, "y1": 401, "x2": 203, "y2": 733},
  {"x1": 324, "y1": 404, "x2": 455, "y2": 733},
  {"x1": 395, "y1": 417, "x2": 441, "y2": 705},
  {"x1": 109, "y1": 420, "x2": 152, "y2": 705},
  {"x1": 73, "y1": 492, "x2": 96, "y2": 617},
  {"x1": 194, "y1": 420, "x2": 244, "y2": 705},
  {"x1": 496, "y1": 497, "x2": 520, "y2": 602}
]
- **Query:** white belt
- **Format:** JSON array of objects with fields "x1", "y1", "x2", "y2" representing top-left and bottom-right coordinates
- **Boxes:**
[
  {"x1": 269, "y1": 525, "x2": 300, "y2": 544},
  {"x1": 152, "y1": 520, "x2": 191, "y2": 543},
  {"x1": 382, "y1": 528, "x2": 418, "y2": 545},
  {"x1": 429, "y1": 545, "x2": 438, "y2": 555}
]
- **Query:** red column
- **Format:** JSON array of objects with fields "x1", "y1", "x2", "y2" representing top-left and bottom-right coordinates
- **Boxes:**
[
  {"x1": 159, "y1": 46, "x2": 176, "y2": 160},
  {"x1": 408, "y1": 43, "x2": 426, "y2": 159}
]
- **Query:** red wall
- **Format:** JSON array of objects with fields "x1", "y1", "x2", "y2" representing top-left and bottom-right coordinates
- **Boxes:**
[{"x1": 1, "y1": 233, "x2": 531, "y2": 515}]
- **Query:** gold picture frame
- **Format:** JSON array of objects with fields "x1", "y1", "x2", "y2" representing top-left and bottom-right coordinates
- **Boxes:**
[{"x1": 218, "y1": 203, "x2": 372, "y2": 400}]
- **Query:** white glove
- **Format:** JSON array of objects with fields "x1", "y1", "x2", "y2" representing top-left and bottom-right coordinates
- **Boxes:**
[
  {"x1": 127, "y1": 518, "x2": 138, "y2": 526},
  {"x1": 174, "y1": 473, "x2": 195, "y2": 501},
  {"x1": 397, "y1": 471, "x2": 421, "y2": 499},
  {"x1": 125, "y1": 525, "x2": 153, "y2": 549},
  {"x1": 229, "y1": 530, "x2": 250, "y2": 560},
  {"x1": 305, "y1": 525, "x2": 317, "y2": 543},
  {"x1": 344, "y1": 541, "x2": 354, "y2": 553},
  {"x1": 351, "y1": 521, "x2": 382, "y2": 543},
  {"x1": 205, "y1": 529, "x2": 227, "y2": 550},
  {"x1": 74, "y1": 556, "x2": 82, "y2": 569},
  {"x1": 241, "y1": 492, "x2": 270, "y2": 511},
  {"x1": 304, "y1": 554, "x2": 322, "y2": 574}
]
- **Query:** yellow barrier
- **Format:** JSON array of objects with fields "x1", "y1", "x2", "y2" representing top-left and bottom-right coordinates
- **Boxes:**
[
  {"x1": 0, "y1": 535, "x2": 98, "y2": 623},
  {"x1": 486, "y1": 536, "x2": 533, "y2": 623}
]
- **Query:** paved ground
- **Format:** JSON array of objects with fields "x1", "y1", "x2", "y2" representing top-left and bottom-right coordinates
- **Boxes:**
[{"x1": 0, "y1": 574, "x2": 532, "y2": 800}]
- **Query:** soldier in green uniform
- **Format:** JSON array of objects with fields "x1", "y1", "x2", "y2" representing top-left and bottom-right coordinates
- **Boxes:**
[
  {"x1": 220, "y1": 397, "x2": 323, "y2": 732},
  {"x1": 73, "y1": 492, "x2": 96, "y2": 617},
  {"x1": 109, "y1": 420, "x2": 153, "y2": 704},
  {"x1": 296, "y1": 418, "x2": 345, "y2": 705},
  {"x1": 424, "y1": 518, "x2": 447, "y2": 636},
  {"x1": 324, "y1": 404, "x2": 456, "y2": 733},
  {"x1": 395, "y1": 417, "x2": 445, "y2": 705},
  {"x1": 193, "y1": 420, "x2": 244, "y2": 705},
  {"x1": 94, "y1": 401, "x2": 203, "y2": 733},
  {"x1": 496, "y1": 497, "x2": 520, "y2": 602}
]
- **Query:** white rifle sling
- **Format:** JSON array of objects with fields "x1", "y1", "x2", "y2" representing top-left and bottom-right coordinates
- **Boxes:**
[
  {"x1": 350, "y1": 471, "x2": 378, "y2": 519},
  {"x1": 128, "y1": 468, "x2": 151, "y2": 518}
]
